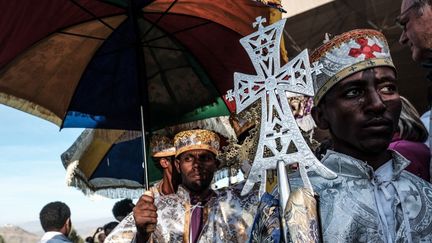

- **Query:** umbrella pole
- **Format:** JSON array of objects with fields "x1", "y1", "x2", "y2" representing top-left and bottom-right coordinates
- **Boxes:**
[
  {"x1": 140, "y1": 105, "x2": 150, "y2": 190},
  {"x1": 129, "y1": 0, "x2": 150, "y2": 191}
]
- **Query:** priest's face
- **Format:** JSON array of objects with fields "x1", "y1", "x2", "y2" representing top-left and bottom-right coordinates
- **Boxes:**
[
  {"x1": 312, "y1": 67, "x2": 401, "y2": 158},
  {"x1": 175, "y1": 149, "x2": 219, "y2": 193}
]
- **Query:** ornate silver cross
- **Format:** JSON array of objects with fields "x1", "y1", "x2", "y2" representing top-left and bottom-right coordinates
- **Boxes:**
[{"x1": 233, "y1": 17, "x2": 337, "y2": 196}]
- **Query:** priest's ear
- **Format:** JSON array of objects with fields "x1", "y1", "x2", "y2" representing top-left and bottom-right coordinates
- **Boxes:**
[
  {"x1": 311, "y1": 105, "x2": 329, "y2": 130},
  {"x1": 174, "y1": 157, "x2": 181, "y2": 173},
  {"x1": 159, "y1": 157, "x2": 172, "y2": 169}
]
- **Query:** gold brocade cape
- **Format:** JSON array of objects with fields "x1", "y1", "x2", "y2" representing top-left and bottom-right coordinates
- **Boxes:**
[
  {"x1": 106, "y1": 183, "x2": 259, "y2": 243},
  {"x1": 250, "y1": 150, "x2": 432, "y2": 243}
]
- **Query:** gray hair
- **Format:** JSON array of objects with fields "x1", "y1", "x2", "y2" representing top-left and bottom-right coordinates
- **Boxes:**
[
  {"x1": 398, "y1": 96, "x2": 428, "y2": 142},
  {"x1": 412, "y1": 0, "x2": 432, "y2": 15},
  {"x1": 412, "y1": 0, "x2": 432, "y2": 6}
]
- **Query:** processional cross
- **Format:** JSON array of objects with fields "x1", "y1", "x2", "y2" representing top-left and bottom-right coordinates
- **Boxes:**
[{"x1": 233, "y1": 17, "x2": 337, "y2": 196}]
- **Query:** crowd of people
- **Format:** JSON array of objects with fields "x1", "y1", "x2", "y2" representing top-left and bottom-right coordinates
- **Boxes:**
[
  {"x1": 37, "y1": 0, "x2": 432, "y2": 242},
  {"x1": 82, "y1": 198, "x2": 135, "y2": 243}
]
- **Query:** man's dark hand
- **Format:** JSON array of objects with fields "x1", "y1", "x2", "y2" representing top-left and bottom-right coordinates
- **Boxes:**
[{"x1": 134, "y1": 191, "x2": 157, "y2": 242}]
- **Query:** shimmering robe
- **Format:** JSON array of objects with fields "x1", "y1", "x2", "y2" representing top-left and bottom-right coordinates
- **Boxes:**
[
  {"x1": 426, "y1": 58, "x2": 432, "y2": 182},
  {"x1": 149, "y1": 180, "x2": 164, "y2": 198},
  {"x1": 250, "y1": 150, "x2": 432, "y2": 243},
  {"x1": 106, "y1": 183, "x2": 258, "y2": 243}
]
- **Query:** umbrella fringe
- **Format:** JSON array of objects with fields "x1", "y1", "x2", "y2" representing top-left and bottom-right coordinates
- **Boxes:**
[
  {"x1": 86, "y1": 187, "x2": 144, "y2": 199},
  {"x1": 61, "y1": 116, "x2": 237, "y2": 199},
  {"x1": 65, "y1": 160, "x2": 145, "y2": 199},
  {"x1": 61, "y1": 129, "x2": 95, "y2": 168},
  {"x1": 0, "y1": 92, "x2": 62, "y2": 126},
  {"x1": 65, "y1": 160, "x2": 81, "y2": 186},
  {"x1": 61, "y1": 117, "x2": 236, "y2": 170}
]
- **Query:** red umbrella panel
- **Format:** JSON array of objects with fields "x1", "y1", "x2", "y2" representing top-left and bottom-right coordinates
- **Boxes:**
[{"x1": 0, "y1": 0, "x2": 269, "y2": 189}]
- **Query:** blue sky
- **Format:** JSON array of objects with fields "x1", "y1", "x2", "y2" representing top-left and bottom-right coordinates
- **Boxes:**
[{"x1": 0, "y1": 104, "x2": 118, "y2": 225}]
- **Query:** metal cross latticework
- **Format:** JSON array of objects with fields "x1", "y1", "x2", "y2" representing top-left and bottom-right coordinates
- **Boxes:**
[{"x1": 233, "y1": 17, "x2": 337, "y2": 196}]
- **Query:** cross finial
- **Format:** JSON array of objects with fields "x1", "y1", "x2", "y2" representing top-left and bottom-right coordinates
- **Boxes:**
[
  {"x1": 323, "y1": 33, "x2": 332, "y2": 44},
  {"x1": 311, "y1": 61, "x2": 324, "y2": 75},
  {"x1": 253, "y1": 16, "x2": 266, "y2": 30},
  {"x1": 225, "y1": 89, "x2": 235, "y2": 102}
]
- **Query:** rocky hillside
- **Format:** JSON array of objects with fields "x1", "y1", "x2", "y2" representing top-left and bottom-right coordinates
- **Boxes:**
[{"x1": 0, "y1": 225, "x2": 40, "y2": 243}]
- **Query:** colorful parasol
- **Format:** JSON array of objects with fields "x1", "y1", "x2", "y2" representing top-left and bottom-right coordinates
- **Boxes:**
[
  {"x1": 61, "y1": 115, "x2": 237, "y2": 198},
  {"x1": 0, "y1": 0, "x2": 269, "y2": 189}
]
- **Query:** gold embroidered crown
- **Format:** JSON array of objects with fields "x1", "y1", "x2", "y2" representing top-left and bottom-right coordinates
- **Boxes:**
[
  {"x1": 150, "y1": 135, "x2": 176, "y2": 157},
  {"x1": 174, "y1": 129, "x2": 220, "y2": 157}
]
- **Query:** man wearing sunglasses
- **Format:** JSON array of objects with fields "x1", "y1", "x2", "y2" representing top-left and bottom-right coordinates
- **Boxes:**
[{"x1": 398, "y1": 0, "x2": 432, "y2": 182}]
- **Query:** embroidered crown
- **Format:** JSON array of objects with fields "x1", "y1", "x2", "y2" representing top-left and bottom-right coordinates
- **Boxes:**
[
  {"x1": 174, "y1": 129, "x2": 220, "y2": 157},
  {"x1": 311, "y1": 29, "x2": 395, "y2": 104},
  {"x1": 150, "y1": 135, "x2": 176, "y2": 158}
]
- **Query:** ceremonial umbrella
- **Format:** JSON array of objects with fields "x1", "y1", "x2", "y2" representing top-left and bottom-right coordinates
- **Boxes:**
[
  {"x1": 61, "y1": 110, "x2": 237, "y2": 198},
  {"x1": 0, "y1": 0, "x2": 268, "y2": 188}
]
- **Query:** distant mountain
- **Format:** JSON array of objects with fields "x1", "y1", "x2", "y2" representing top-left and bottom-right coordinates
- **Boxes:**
[
  {"x1": 0, "y1": 224, "x2": 39, "y2": 243},
  {"x1": 15, "y1": 221, "x2": 43, "y2": 237}
]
